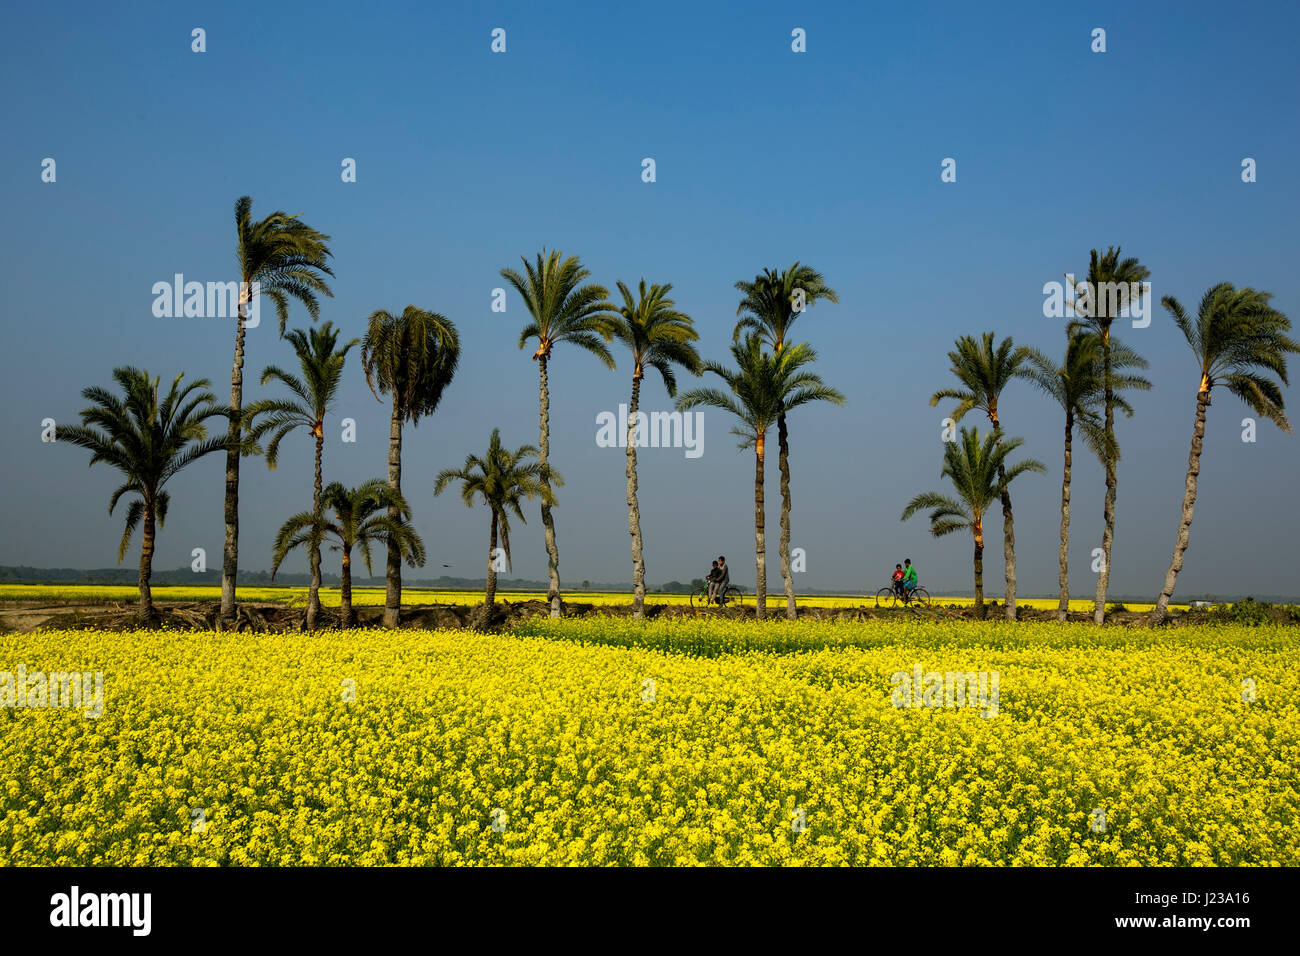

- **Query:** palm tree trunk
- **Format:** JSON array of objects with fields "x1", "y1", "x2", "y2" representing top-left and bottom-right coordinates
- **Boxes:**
[
  {"x1": 989, "y1": 421, "x2": 1017, "y2": 620},
  {"x1": 997, "y1": 461, "x2": 1017, "y2": 620},
  {"x1": 139, "y1": 502, "x2": 156, "y2": 617},
  {"x1": 1057, "y1": 412, "x2": 1073, "y2": 622},
  {"x1": 307, "y1": 431, "x2": 323, "y2": 629},
  {"x1": 384, "y1": 398, "x2": 402, "y2": 628},
  {"x1": 1151, "y1": 389, "x2": 1209, "y2": 624},
  {"x1": 1094, "y1": 334, "x2": 1117, "y2": 624},
  {"x1": 777, "y1": 410, "x2": 796, "y2": 620},
  {"x1": 626, "y1": 377, "x2": 646, "y2": 619},
  {"x1": 537, "y1": 355, "x2": 562, "y2": 618},
  {"x1": 755, "y1": 435, "x2": 767, "y2": 620},
  {"x1": 486, "y1": 511, "x2": 499, "y2": 607},
  {"x1": 340, "y1": 548, "x2": 354, "y2": 628},
  {"x1": 220, "y1": 298, "x2": 249, "y2": 625},
  {"x1": 973, "y1": 535, "x2": 985, "y2": 620}
]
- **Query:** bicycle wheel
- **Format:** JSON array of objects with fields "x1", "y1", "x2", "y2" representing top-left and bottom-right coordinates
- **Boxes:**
[
  {"x1": 876, "y1": 587, "x2": 899, "y2": 608},
  {"x1": 723, "y1": 586, "x2": 744, "y2": 606},
  {"x1": 690, "y1": 588, "x2": 710, "y2": 609},
  {"x1": 909, "y1": 587, "x2": 930, "y2": 607}
]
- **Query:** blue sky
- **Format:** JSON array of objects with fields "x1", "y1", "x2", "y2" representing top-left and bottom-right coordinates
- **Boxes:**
[{"x1": 2, "y1": 0, "x2": 1298, "y2": 598}]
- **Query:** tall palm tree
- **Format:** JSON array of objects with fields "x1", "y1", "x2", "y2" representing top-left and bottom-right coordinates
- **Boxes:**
[
  {"x1": 1150, "y1": 284, "x2": 1297, "y2": 624},
  {"x1": 501, "y1": 249, "x2": 617, "y2": 618},
  {"x1": 901, "y1": 427, "x2": 1045, "y2": 619},
  {"x1": 1023, "y1": 330, "x2": 1150, "y2": 619},
  {"x1": 222, "y1": 197, "x2": 333, "y2": 626},
  {"x1": 271, "y1": 479, "x2": 424, "y2": 628},
  {"x1": 434, "y1": 428, "x2": 560, "y2": 608},
  {"x1": 930, "y1": 332, "x2": 1031, "y2": 619},
  {"x1": 1068, "y1": 245, "x2": 1150, "y2": 623},
  {"x1": 677, "y1": 336, "x2": 843, "y2": 620},
  {"x1": 361, "y1": 306, "x2": 460, "y2": 627},
  {"x1": 609, "y1": 279, "x2": 702, "y2": 618},
  {"x1": 244, "y1": 321, "x2": 358, "y2": 629},
  {"x1": 733, "y1": 263, "x2": 839, "y2": 619},
  {"x1": 57, "y1": 368, "x2": 230, "y2": 617}
]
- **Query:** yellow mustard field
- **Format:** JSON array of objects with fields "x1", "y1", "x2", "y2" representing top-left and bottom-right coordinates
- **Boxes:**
[
  {"x1": 1, "y1": 619, "x2": 1293, "y2": 866},
  {"x1": 0, "y1": 583, "x2": 1174, "y2": 612}
]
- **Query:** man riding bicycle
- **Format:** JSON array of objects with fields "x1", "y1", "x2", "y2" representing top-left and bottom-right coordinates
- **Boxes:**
[
  {"x1": 714, "y1": 556, "x2": 729, "y2": 604},
  {"x1": 902, "y1": 559, "x2": 918, "y2": 596},
  {"x1": 706, "y1": 560, "x2": 722, "y2": 604}
]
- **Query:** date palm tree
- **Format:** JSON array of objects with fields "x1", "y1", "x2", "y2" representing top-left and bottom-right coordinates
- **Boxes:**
[
  {"x1": 361, "y1": 306, "x2": 460, "y2": 627},
  {"x1": 1150, "y1": 284, "x2": 1297, "y2": 624},
  {"x1": 501, "y1": 249, "x2": 617, "y2": 618},
  {"x1": 1023, "y1": 330, "x2": 1150, "y2": 620},
  {"x1": 733, "y1": 263, "x2": 839, "y2": 619},
  {"x1": 609, "y1": 279, "x2": 702, "y2": 618},
  {"x1": 677, "y1": 336, "x2": 843, "y2": 620},
  {"x1": 273, "y1": 478, "x2": 423, "y2": 629},
  {"x1": 57, "y1": 368, "x2": 230, "y2": 617},
  {"x1": 434, "y1": 428, "x2": 560, "y2": 608},
  {"x1": 222, "y1": 197, "x2": 333, "y2": 626},
  {"x1": 272, "y1": 480, "x2": 424, "y2": 628},
  {"x1": 930, "y1": 332, "x2": 1031, "y2": 619},
  {"x1": 244, "y1": 321, "x2": 358, "y2": 629},
  {"x1": 1068, "y1": 245, "x2": 1150, "y2": 623},
  {"x1": 901, "y1": 427, "x2": 1045, "y2": 620}
]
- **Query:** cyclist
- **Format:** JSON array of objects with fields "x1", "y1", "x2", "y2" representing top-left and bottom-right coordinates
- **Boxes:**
[
  {"x1": 715, "y1": 556, "x2": 729, "y2": 604},
  {"x1": 892, "y1": 563, "x2": 906, "y2": 598},
  {"x1": 902, "y1": 559, "x2": 918, "y2": 597},
  {"x1": 706, "y1": 560, "x2": 721, "y2": 604}
]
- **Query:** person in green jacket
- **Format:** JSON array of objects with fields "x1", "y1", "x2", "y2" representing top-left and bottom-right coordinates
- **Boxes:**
[{"x1": 902, "y1": 559, "x2": 918, "y2": 595}]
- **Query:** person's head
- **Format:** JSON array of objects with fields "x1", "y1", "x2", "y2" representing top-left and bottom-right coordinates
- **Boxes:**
[
  {"x1": 718, "y1": 555, "x2": 726, "y2": 564},
  {"x1": 896, "y1": 564, "x2": 902, "y2": 570},
  {"x1": 905, "y1": 559, "x2": 912, "y2": 566},
  {"x1": 712, "y1": 560, "x2": 718, "y2": 568}
]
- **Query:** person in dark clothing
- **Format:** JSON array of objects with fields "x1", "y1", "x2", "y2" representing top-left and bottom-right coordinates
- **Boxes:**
[
  {"x1": 706, "y1": 560, "x2": 722, "y2": 604},
  {"x1": 715, "y1": 556, "x2": 729, "y2": 604}
]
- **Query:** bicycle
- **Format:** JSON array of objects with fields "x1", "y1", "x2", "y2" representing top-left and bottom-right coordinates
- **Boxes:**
[
  {"x1": 690, "y1": 584, "x2": 745, "y2": 609},
  {"x1": 875, "y1": 582, "x2": 930, "y2": 608}
]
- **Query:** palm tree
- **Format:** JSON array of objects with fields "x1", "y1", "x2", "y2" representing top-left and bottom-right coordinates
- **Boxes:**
[
  {"x1": 360, "y1": 306, "x2": 460, "y2": 627},
  {"x1": 272, "y1": 480, "x2": 424, "y2": 628},
  {"x1": 677, "y1": 336, "x2": 843, "y2": 620},
  {"x1": 901, "y1": 427, "x2": 1045, "y2": 619},
  {"x1": 1023, "y1": 330, "x2": 1150, "y2": 620},
  {"x1": 1150, "y1": 284, "x2": 1297, "y2": 624},
  {"x1": 1068, "y1": 245, "x2": 1150, "y2": 623},
  {"x1": 501, "y1": 249, "x2": 617, "y2": 618},
  {"x1": 733, "y1": 263, "x2": 840, "y2": 620},
  {"x1": 57, "y1": 368, "x2": 230, "y2": 617},
  {"x1": 222, "y1": 197, "x2": 333, "y2": 626},
  {"x1": 244, "y1": 322, "x2": 358, "y2": 629},
  {"x1": 609, "y1": 279, "x2": 702, "y2": 618},
  {"x1": 930, "y1": 332, "x2": 1031, "y2": 619},
  {"x1": 434, "y1": 428, "x2": 560, "y2": 608}
]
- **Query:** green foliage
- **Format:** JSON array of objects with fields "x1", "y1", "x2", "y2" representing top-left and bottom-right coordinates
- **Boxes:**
[
  {"x1": 233, "y1": 195, "x2": 334, "y2": 335},
  {"x1": 434, "y1": 428, "x2": 560, "y2": 571},
  {"x1": 360, "y1": 306, "x2": 460, "y2": 424},
  {"x1": 676, "y1": 335, "x2": 844, "y2": 448},
  {"x1": 56, "y1": 368, "x2": 231, "y2": 562}
]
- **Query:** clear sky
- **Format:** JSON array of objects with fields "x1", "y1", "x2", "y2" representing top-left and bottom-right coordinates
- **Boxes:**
[{"x1": 2, "y1": 0, "x2": 1297, "y2": 598}]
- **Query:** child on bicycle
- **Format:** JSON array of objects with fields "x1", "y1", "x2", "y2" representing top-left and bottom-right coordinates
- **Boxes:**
[
  {"x1": 706, "y1": 560, "x2": 721, "y2": 604},
  {"x1": 903, "y1": 559, "x2": 918, "y2": 595},
  {"x1": 892, "y1": 564, "x2": 905, "y2": 598}
]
